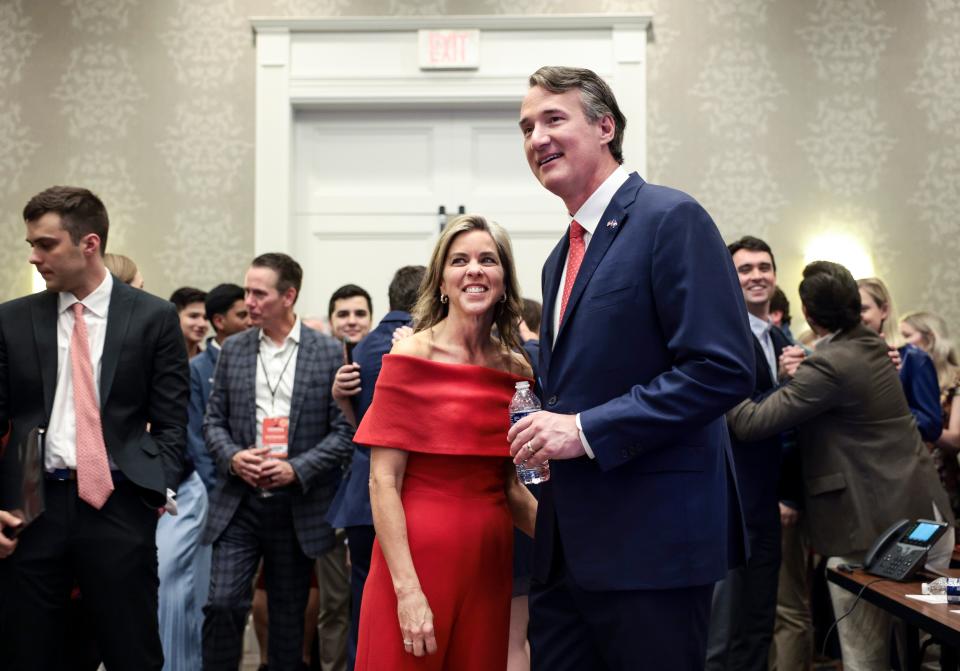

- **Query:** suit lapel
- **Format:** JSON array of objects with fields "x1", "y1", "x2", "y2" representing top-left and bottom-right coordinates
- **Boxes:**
[
  {"x1": 100, "y1": 281, "x2": 134, "y2": 408},
  {"x1": 539, "y1": 237, "x2": 567, "y2": 382},
  {"x1": 31, "y1": 292, "x2": 59, "y2": 420},
  {"x1": 288, "y1": 328, "x2": 317, "y2": 444},
  {"x1": 242, "y1": 330, "x2": 260, "y2": 442},
  {"x1": 552, "y1": 175, "x2": 642, "y2": 346}
]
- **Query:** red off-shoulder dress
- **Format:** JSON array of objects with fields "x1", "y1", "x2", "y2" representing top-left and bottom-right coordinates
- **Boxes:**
[{"x1": 353, "y1": 354, "x2": 530, "y2": 671}]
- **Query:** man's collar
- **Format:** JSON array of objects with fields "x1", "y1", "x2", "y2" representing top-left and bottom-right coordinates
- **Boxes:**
[
  {"x1": 748, "y1": 312, "x2": 772, "y2": 336},
  {"x1": 59, "y1": 271, "x2": 113, "y2": 317},
  {"x1": 570, "y1": 166, "x2": 630, "y2": 235},
  {"x1": 259, "y1": 316, "x2": 301, "y2": 346}
]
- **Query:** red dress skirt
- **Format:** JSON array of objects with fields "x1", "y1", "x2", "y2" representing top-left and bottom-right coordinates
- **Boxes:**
[{"x1": 353, "y1": 354, "x2": 529, "y2": 671}]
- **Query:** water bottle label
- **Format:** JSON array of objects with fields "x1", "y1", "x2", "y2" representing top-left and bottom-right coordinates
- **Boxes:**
[{"x1": 510, "y1": 409, "x2": 539, "y2": 425}]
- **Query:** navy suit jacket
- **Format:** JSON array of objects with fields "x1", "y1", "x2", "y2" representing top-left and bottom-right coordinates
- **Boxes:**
[
  {"x1": 899, "y1": 344, "x2": 943, "y2": 443},
  {"x1": 201, "y1": 325, "x2": 355, "y2": 557},
  {"x1": 187, "y1": 339, "x2": 219, "y2": 490},
  {"x1": 535, "y1": 173, "x2": 754, "y2": 591},
  {"x1": 327, "y1": 310, "x2": 412, "y2": 529}
]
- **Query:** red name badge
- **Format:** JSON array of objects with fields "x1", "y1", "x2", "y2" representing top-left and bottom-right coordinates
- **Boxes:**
[{"x1": 262, "y1": 416, "x2": 289, "y2": 458}]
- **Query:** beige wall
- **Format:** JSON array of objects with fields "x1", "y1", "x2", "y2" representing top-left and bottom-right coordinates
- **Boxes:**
[{"x1": 1, "y1": 0, "x2": 957, "y2": 336}]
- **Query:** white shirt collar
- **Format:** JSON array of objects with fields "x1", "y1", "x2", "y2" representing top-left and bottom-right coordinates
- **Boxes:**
[
  {"x1": 570, "y1": 166, "x2": 630, "y2": 235},
  {"x1": 58, "y1": 271, "x2": 113, "y2": 317},
  {"x1": 259, "y1": 316, "x2": 301, "y2": 347},
  {"x1": 748, "y1": 312, "x2": 772, "y2": 339}
]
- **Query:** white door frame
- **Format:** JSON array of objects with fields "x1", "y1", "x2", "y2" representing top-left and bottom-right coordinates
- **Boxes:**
[{"x1": 250, "y1": 13, "x2": 652, "y2": 257}]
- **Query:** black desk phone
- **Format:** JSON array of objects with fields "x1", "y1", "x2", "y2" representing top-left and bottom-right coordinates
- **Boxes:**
[{"x1": 864, "y1": 518, "x2": 948, "y2": 581}]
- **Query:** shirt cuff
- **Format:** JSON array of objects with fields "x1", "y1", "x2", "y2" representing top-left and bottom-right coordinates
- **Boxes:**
[{"x1": 575, "y1": 413, "x2": 595, "y2": 459}]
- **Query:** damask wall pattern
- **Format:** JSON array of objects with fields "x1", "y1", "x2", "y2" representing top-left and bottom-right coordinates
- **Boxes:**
[{"x1": 0, "y1": 0, "x2": 958, "y2": 334}]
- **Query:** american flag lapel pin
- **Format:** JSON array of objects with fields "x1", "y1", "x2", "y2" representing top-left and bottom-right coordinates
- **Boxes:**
[{"x1": 606, "y1": 219, "x2": 619, "y2": 229}]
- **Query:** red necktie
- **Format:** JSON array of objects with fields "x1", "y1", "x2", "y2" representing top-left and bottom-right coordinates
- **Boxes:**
[
  {"x1": 71, "y1": 302, "x2": 114, "y2": 509},
  {"x1": 559, "y1": 221, "x2": 587, "y2": 323}
]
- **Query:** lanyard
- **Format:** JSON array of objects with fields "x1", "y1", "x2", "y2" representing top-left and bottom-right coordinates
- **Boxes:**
[{"x1": 258, "y1": 342, "x2": 299, "y2": 413}]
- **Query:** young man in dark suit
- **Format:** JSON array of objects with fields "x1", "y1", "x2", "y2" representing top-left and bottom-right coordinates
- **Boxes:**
[
  {"x1": 509, "y1": 66, "x2": 755, "y2": 671},
  {"x1": 706, "y1": 236, "x2": 795, "y2": 671},
  {"x1": 201, "y1": 253, "x2": 354, "y2": 671},
  {"x1": 0, "y1": 185, "x2": 189, "y2": 670}
]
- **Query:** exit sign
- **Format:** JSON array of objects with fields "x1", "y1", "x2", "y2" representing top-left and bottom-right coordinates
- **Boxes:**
[{"x1": 418, "y1": 30, "x2": 480, "y2": 70}]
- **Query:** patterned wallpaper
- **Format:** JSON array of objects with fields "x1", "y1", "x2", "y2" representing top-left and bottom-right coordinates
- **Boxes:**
[{"x1": 1, "y1": 0, "x2": 958, "y2": 336}]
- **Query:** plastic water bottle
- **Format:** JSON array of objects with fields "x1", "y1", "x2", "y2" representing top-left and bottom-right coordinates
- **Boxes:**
[
  {"x1": 923, "y1": 577, "x2": 960, "y2": 602},
  {"x1": 510, "y1": 381, "x2": 550, "y2": 484}
]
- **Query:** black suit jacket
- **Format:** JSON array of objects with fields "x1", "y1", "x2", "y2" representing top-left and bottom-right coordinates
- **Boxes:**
[
  {"x1": 0, "y1": 277, "x2": 189, "y2": 508},
  {"x1": 729, "y1": 325, "x2": 792, "y2": 531}
]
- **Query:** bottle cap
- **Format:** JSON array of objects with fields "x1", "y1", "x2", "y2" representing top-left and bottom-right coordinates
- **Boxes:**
[{"x1": 515, "y1": 381, "x2": 529, "y2": 390}]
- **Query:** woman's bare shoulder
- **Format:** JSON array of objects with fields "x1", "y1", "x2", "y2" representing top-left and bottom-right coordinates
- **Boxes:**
[{"x1": 390, "y1": 329, "x2": 432, "y2": 359}]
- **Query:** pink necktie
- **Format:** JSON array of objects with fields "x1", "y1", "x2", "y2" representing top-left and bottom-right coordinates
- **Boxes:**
[
  {"x1": 559, "y1": 221, "x2": 587, "y2": 323},
  {"x1": 71, "y1": 302, "x2": 114, "y2": 509}
]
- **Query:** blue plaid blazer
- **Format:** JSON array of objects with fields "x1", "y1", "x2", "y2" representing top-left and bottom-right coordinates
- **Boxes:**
[{"x1": 200, "y1": 324, "x2": 354, "y2": 557}]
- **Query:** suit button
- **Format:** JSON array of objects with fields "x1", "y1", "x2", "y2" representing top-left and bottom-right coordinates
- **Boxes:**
[{"x1": 547, "y1": 395, "x2": 558, "y2": 406}]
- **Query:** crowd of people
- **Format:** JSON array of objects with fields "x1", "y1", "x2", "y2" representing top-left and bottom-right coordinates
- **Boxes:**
[{"x1": 0, "y1": 64, "x2": 956, "y2": 671}]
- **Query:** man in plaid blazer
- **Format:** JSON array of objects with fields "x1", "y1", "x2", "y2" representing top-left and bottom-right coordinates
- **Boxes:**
[{"x1": 200, "y1": 253, "x2": 354, "y2": 671}]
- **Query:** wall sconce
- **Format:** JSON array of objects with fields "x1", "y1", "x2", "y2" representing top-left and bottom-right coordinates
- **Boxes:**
[{"x1": 803, "y1": 232, "x2": 875, "y2": 280}]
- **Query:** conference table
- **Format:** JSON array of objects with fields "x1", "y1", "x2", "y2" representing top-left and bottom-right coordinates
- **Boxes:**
[{"x1": 827, "y1": 566, "x2": 960, "y2": 670}]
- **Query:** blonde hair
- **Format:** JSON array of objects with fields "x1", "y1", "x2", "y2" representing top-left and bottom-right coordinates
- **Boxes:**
[
  {"x1": 901, "y1": 310, "x2": 960, "y2": 390},
  {"x1": 857, "y1": 277, "x2": 900, "y2": 346},
  {"x1": 412, "y1": 214, "x2": 525, "y2": 359},
  {"x1": 103, "y1": 253, "x2": 139, "y2": 285}
]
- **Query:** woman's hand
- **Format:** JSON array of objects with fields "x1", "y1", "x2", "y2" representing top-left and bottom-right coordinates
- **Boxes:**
[{"x1": 396, "y1": 586, "x2": 438, "y2": 656}]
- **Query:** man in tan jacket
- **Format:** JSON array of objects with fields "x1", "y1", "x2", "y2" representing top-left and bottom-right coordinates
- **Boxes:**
[{"x1": 727, "y1": 260, "x2": 953, "y2": 671}]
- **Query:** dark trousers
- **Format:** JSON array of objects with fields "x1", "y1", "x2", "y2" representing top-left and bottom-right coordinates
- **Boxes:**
[
  {"x1": 202, "y1": 490, "x2": 314, "y2": 671},
  {"x1": 344, "y1": 524, "x2": 375, "y2": 671},
  {"x1": 0, "y1": 479, "x2": 162, "y2": 671},
  {"x1": 529, "y1": 539, "x2": 713, "y2": 671},
  {"x1": 705, "y1": 522, "x2": 782, "y2": 671}
]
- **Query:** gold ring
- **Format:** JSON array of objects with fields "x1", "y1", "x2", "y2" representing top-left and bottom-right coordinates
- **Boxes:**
[
  {"x1": 526, "y1": 442, "x2": 535, "y2": 454},
  {"x1": 403, "y1": 639, "x2": 413, "y2": 645}
]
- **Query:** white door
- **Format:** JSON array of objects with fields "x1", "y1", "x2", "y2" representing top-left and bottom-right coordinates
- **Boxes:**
[{"x1": 291, "y1": 105, "x2": 565, "y2": 324}]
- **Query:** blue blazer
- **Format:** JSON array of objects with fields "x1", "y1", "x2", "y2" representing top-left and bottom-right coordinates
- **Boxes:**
[
  {"x1": 187, "y1": 339, "x2": 219, "y2": 490},
  {"x1": 535, "y1": 173, "x2": 755, "y2": 591},
  {"x1": 899, "y1": 344, "x2": 943, "y2": 443},
  {"x1": 327, "y1": 310, "x2": 412, "y2": 529}
]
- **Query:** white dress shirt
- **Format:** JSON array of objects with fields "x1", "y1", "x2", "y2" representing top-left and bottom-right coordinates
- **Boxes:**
[
  {"x1": 45, "y1": 271, "x2": 113, "y2": 470},
  {"x1": 550, "y1": 166, "x2": 630, "y2": 460},
  {"x1": 748, "y1": 312, "x2": 778, "y2": 383},
  {"x1": 255, "y1": 318, "x2": 301, "y2": 448}
]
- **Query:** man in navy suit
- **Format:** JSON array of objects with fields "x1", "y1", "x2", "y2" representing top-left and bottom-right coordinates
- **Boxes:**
[
  {"x1": 189, "y1": 283, "x2": 252, "y2": 492},
  {"x1": 509, "y1": 66, "x2": 754, "y2": 670},
  {"x1": 327, "y1": 264, "x2": 425, "y2": 670}
]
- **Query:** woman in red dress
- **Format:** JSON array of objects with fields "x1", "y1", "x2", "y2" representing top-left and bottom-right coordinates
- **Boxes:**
[{"x1": 354, "y1": 215, "x2": 537, "y2": 670}]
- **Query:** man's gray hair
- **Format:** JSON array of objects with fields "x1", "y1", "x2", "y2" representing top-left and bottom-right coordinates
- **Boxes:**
[{"x1": 528, "y1": 66, "x2": 627, "y2": 164}]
